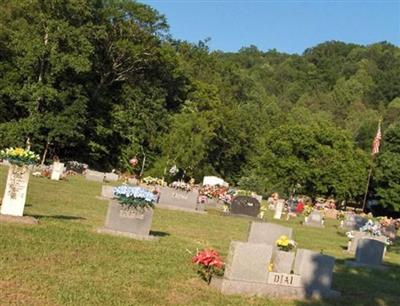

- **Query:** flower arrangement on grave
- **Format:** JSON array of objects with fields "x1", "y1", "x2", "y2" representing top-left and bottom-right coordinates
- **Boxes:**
[
  {"x1": 192, "y1": 248, "x2": 224, "y2": 284},
  {"x1": 171, "y1": 180, "x2": 192, "y2": 191},
  {"x1": 359, "y1": 219, "x2": 382, "y2": 237},
  {"x1": 378, "y1": 216, "x2": 400, "y2": 230},
  {"x1": 303, "y1": 205, "x2": 313, "y2": 217},
  {"x1": 336, "y1": 211, "x2": 346, "y2": 221},
  {"x1": 143, "y1": 176, "x2": 164, "y2": 186},
  {"x1": 0, "y1": 147, "x2": 39, "y2": 166},
  {"x1": 66, "y1": 161, "x2": 88, "y2": 173},
  {"x1": 276, "y1": 235, "x2": 296, "y2": 252},
  {"x1": 113, "y1": 185, "x2": 157, "y2": 209}
]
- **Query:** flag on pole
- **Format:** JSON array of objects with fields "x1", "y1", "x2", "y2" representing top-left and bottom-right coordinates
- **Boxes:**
[{"x1": 371, "y1": 122, "x2": 381, "y2": 155}]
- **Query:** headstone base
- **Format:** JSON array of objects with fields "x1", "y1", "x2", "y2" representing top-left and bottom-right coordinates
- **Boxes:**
[
  {"x1": 345, "y1": 260, "x2": 388, "y2": 271},
  {"x1": 0, "y1": 214, "x2": 39, "y2": 225},
  {"x1": 157, "y1": 204, "x2": 206, "y2": 214},
  {"x1": 96, "y1": 227, "x2": 159, "y2": 241},
  {"x1": 210, "y1": 277, "x2": 341, "y2": 300}
]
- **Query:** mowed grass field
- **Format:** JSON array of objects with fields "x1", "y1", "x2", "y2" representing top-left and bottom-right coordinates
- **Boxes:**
[{"x1": 0, "y1": 166, "x2": 399, "y2": 306}]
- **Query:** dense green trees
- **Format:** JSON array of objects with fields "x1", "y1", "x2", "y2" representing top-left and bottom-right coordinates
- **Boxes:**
[{"x1": 0, "y1": 0, "x2": 399, "y2": 208}]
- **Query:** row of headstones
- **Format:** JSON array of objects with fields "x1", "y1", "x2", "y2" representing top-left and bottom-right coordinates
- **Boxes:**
[{"x1": 213, "y1": 222, "x2": 339, "y2": 299}]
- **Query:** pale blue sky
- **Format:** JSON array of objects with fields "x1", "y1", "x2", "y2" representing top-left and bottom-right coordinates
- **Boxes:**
[{"x1": 141, "y1": 0, "x2": 400, "y2": 54}]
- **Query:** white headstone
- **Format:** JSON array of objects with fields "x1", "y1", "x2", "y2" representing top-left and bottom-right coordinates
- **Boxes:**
[
  {"x1": 273, "y1": 200, "x2": 284, "y2": 220},
  {"x1": 1, "y1": 165, "x2": 30, "y2": 216},
  {"x1": 51, "y1": 162, "x2": 64, "y2": 181}
]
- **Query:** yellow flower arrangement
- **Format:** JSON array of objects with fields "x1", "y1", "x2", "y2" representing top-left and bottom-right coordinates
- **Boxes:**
[
  {"x1": 0, "y1": 147, "x2": 39, "y2": 166},
  {"x1": 276, "y1": 235, "x2": 296, "y2": 252}
]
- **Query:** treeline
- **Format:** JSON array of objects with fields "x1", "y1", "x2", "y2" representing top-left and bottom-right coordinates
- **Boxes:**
[{"x1": 1, "y1": 0, "x2": 400, "y2": 210}]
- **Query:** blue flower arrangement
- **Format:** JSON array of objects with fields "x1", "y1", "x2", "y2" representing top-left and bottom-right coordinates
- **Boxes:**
[{"x1": 113, "y1": 185, "x2": 157, "y2": 209}]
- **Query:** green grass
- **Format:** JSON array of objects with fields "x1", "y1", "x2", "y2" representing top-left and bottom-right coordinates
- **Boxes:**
[{"x1": 0, "y1": 166, "x2": 399, "y2": 306}]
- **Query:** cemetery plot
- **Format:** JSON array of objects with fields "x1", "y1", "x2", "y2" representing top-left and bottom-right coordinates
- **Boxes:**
[{"x1": 212, "y1": 221, "x2": 340, "y2": 300}]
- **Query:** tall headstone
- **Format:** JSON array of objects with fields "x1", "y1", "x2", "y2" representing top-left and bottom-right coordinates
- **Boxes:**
[
  {"x1": 50, "y1": 162, "x2": 64, "y2": 181},
  {"x1": 355, "y1": 238, "x2": 385, "y2": 267},
  {"x1": 344, "y1": 214, "x2": 367, "y2": 230},
  {"x1": 230, "y1": 196, "x2": 260, "y2": 217},
  {"x1": 273, "y1": 200, "x2": 284, "y2": 220},
  {"x1": 293, "y1": 249, "x2": 335, "y2": 297},
  {"x1": 1, "y1": 165, "x2": 30, "y2": 216},
  {"x1": 224, "y1": 241, "x2": 273, "y2": 283},
  {"x1": 248, "y1": 222, "x2": 293, "y2": 245}
]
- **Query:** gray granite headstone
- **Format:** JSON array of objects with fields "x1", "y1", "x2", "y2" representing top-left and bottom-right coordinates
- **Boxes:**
[
  {"x1": 104, "y1": 172, "x2": 118, "y2": 182},
  {"x1": 103, "y1": 200, "x2": 153, "y2": 236},
  {"x1": 348, "y1": 231, "x2": 387, "y2": 253},
  {"x1": 344, "y1": 214, "x2": 368, "y2": 230},
  {"x1": 355, "y1": 238, "x2": 385, "y2": 267},
  {"x1": 305, "y1": 210, "x2": 324, "y2": 227},
  {"x1": 293, "y1": 249, "x2": 335, "y2": 297},
  {"x1": 381, "y1": 224, "x2": 397, "y2": 242},
  {"x1": 248, "y1": 222, "x2": 293, "y2": 246},
  {"x1": 85, "y1": 170, "x2": 105, "y2": 182},
  {"x1": 230, "y1": 196, "x2": 260, "y2": 217},
  {"x1": 158, "y1": 186, "x2": 200, "y2": 211},
  {"x1": 224, "y1": 241, "x2": 273, "y2": 283}
]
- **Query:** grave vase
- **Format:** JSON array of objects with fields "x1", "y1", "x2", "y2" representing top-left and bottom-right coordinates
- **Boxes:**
[
  {"x1": 1, "y1": 164, "x2": 30, "y2": 217},
  {"x1": 273, "y1": 250, "x2": 295, "y2": 274},
  {"x1": 104, "y1": 200, "x2": 154, "y2": 237}
]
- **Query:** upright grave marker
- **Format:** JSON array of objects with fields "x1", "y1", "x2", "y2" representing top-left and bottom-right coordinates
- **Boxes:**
[
  {"x1": 0, "y1": 147, "x2": 39, "y2": 218},
  {"x1": 273, "y1": 200, "x2": 284, "y2": 220},
  {"x1": 1, "y1": 165, "x2": 30, "y2": 216},
  {"x1": 346, "y1": 238, "x2": 387, "y2": 270},
  {"x1": 230, "y1": 196, "x2": 260, "y2": 217},
  {"x1": 51, "y1": 162, "x2": 64, "y2": 181},
  {"x1": 304, "y1": 210, "x2": 324, "y2": 227},
  {"x1": 85, "y1": 170, "x2": 105, "y2": 182},
  {"x1": 248, "y1": 222, "x2": 293, "y2": 246}
]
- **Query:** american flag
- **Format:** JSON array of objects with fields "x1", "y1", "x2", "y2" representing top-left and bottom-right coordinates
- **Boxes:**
[{"x1": 372, "y1": 122, "x2": 381, "y2": 155}]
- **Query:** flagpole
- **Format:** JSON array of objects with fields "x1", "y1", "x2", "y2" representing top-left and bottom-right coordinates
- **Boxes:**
[
  {"x1": 361, "y1": 119, "x2": 382, "y2": 212},
  {"x1": 361, "y1": 162, "x2": 374, "y2": 212}
]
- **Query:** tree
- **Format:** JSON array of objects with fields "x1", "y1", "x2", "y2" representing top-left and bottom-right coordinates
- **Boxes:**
[{"x1": 375, "y1": 122, "x2": 400, "y2": 211}]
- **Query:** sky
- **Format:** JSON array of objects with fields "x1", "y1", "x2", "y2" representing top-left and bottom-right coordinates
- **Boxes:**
[{"x1": 140, "y1": 0, "x2": 400, "y2": 54}]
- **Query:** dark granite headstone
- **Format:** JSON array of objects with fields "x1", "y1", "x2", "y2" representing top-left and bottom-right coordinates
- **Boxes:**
[{"x1": 230, "y1": 196, "x2": 260, "y2": 217}]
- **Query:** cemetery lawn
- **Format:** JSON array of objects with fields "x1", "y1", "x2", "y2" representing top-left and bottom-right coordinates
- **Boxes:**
[{"x1": 0, "y1": 167, "x2": 399, "y2": 306}]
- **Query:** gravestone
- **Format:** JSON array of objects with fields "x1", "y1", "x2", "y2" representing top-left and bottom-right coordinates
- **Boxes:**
[
  {"x1": 101, "y1": 185, "x2": 114, "y2": 199},
  {"x1": 1, "y1": 165, "x2": 30, "y2": 217},
  {"x1": 97, "y1": 200, "x2": 157, "y2": 240},
  {"x1": 344, "y1": 214, "x2": 367, "y2": 230},
  {"x1": 158, "y1": 186, "x2": 201, "y2": 212},
  {"x1": 355, "y1": 238, "x2": 385, "y2": 267},
  {"x1": 293, "y1": 249, "x2": 335, "y2": 297},
  {"x1": 347, "y1": 231, "x2": 387, "y2": 253},
  {"x1": 50, "y1": 162, "x2": 64, "y2": 181},
  {"x1": 224, "y1": 241, "x2": 273, "y2": 283},
  {"x1": 85, "y1": 170, "x2": 104, "y2": 182},
  {"x1": 273, "y1": 200, "x2": 284, "y2": 220},
  {"x1": 230, "y1": 196, "x2": 260, "y2": 217},
  {"x1": 104, "y1": 172, "x2": 118, "y2": 182},
  {"x1": 304, "y1": 210, "x2": 324, "y2": 227},
  {"x1": 381, "y1": 224, "x2": 397, "y2": 242},
  {"x1": 248, "y1": 222, "x2": 293, "y2": 245}
]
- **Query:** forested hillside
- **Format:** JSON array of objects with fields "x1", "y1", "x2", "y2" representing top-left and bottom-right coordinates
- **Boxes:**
[{"x1": 1, "y1": 0, "x2": 399, "y2": 210}]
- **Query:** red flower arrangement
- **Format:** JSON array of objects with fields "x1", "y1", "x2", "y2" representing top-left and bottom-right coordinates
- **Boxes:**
[{"x1": 192, "y1": 248, "x2": 224, "y2": 284}]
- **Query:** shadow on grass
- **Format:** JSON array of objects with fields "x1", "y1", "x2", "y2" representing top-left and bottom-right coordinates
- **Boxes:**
[
  {"x1": 293, "y1": 257, "x2": 400, "y2": 306},
  {"x1": 150, "y1": 230, "x2": 170, "y2": 237},
  {"x1": 27, "y1": 214, "x2": 86, "y2": 221}
]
